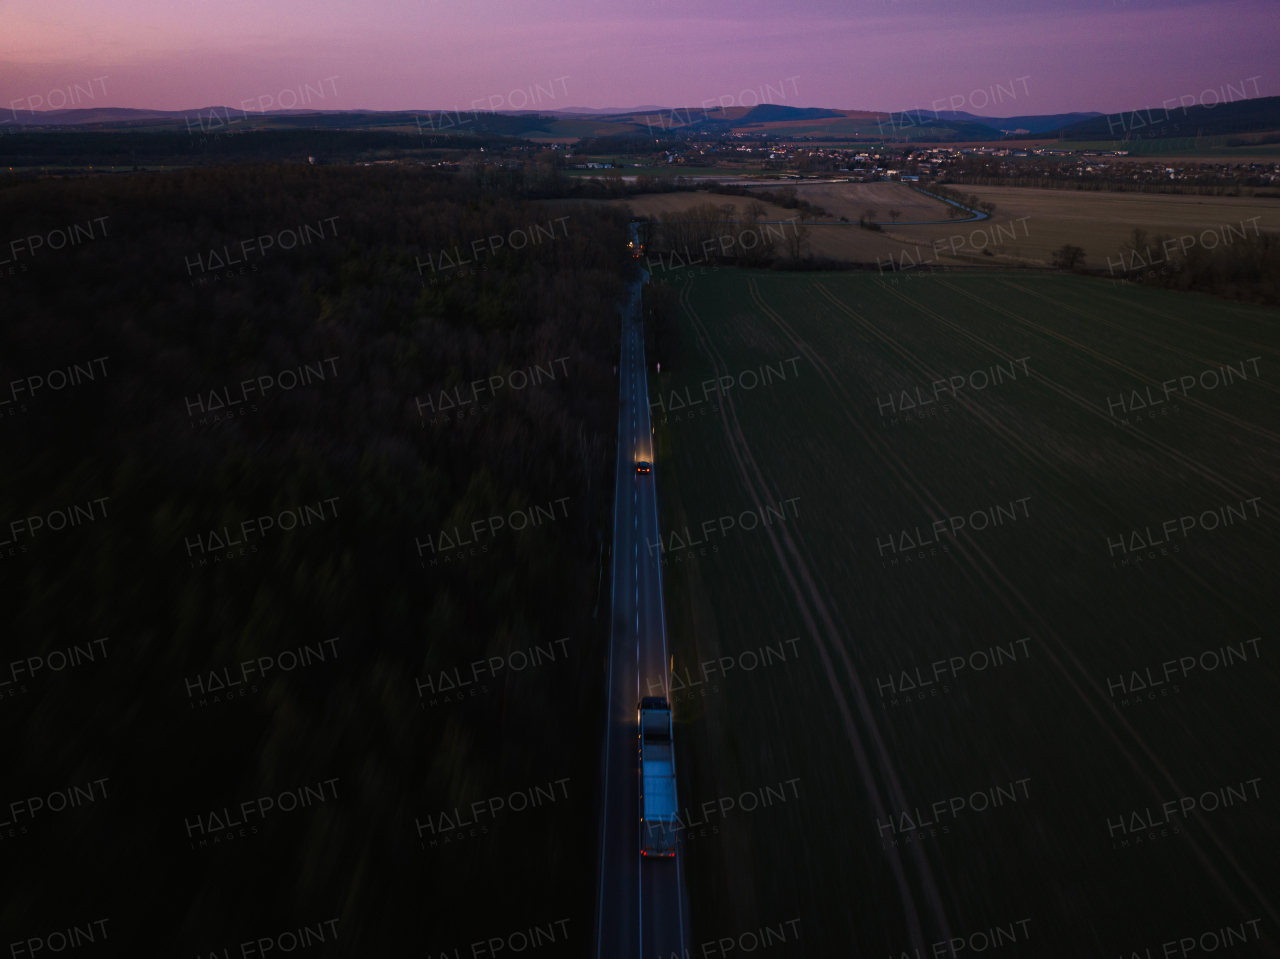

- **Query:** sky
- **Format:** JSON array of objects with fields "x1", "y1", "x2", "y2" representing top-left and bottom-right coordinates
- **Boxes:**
[{"x1": 1, "y1": 0, "x2": 1276, "y2": 118}]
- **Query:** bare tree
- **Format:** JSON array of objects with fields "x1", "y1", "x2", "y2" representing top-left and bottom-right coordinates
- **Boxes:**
[
  {"x1": 1051, "y1": 244, "x2": 1086, "y2": 270},
  {"x1": 888, "y1": 208, "x2": 902, "y2": 223},
  {"x1": 785, "y1": 218, "x2": 811, "y2": 259},
  {"x1": 657, "y1": 202, "x2": 735, "y2": 261},
  {"x1": 1128, "y1": 227, "x2": 1149, "y2": 249},
  {"x1": 979, "y1": 201, "x2": 996, "y2": 216},
  {"x1": 736, "y1": 202, "x2": 775, "y2": 265},
  {"x1": 635, "y1": 215, "x2": 658, "y2": 254}
]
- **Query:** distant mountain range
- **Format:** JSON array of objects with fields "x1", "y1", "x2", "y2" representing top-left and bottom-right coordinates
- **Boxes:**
[
  {"x1": 1056, "y1": 96, "x2": 1280, "y2": 140},
  {"x1": 1, "y1": 106, "x2": 365, "y2": 126},
  {"x1": 5, "y1": 98, "x2": 1276, "y2": 144},
  {"x1": 547, "y1": 106, "x2": 667, "y2": 115},
  {"x1": 919, "y1": 111, "x2": 1103, "y2": 133}
]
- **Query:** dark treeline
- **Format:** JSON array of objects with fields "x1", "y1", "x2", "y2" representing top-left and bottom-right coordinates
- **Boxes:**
[
  {"x1": 0, "y1": 128, "x2": 517, "y2": 167},
  {"x1": 468, "y1": 159, "x2": 702, "y2": 201},
  {"x1": 947, "y1": 173, "x2": 1263, "y2": 196},
  {"x1": 708, "y1": 182, "x2": 831, "y2": 218},
  {"x1": 1113, "y1": 228, "x2": 1280, "y2": 304},
  {"x1": 633, "y1": 193, "x2": 816, "y2": 272},
  {"x1": 574, "y1": 135, "x2": 684, "y2": 155},
  {"x1": 0, "y1": 164, "x2": 631, "y2": 953}
]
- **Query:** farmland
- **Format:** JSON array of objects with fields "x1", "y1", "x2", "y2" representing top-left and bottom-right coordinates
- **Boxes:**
[
  {"x1": 741, "y1": 180, "x2": 951, "y2": 222},
  {"x1": 765, "y1": 181, "x2": 1280, "y2": 269},
  {"x1": 618, "y1": 183, "x2": 1280, "y2": 270},
  {"x1": 1048, "y1": 139, "x2": 1280, "y2": 161},
  {"x1": 887, "y1": 185, "x2": 1280, "y2": 269},
  {"x1": 613, "y1": 192, "x2": 805, "y2": 221},
  {"x1": 649, "y1": 268, "x2": 1279, "y2": 956},
  {"x1": 619, "y1": 182, "x2": 950, "y2": 225}
]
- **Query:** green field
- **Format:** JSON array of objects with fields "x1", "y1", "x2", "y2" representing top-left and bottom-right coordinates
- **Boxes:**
[{"x1": 649, "y1": 269, "x2": 1279, "y2": 955}]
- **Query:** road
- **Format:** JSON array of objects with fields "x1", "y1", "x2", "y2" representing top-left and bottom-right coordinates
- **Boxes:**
[{"x1": 594, "y1": 259, "x2": 692, "y2": 959}]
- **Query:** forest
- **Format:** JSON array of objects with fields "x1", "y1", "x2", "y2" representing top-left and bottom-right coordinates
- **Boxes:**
[
  {"x1": 0, "y1": 128, "x2": 513, "y2": 168},
  {"x1": 0, "y1": 163, "x2": 632, "y2": 954}
]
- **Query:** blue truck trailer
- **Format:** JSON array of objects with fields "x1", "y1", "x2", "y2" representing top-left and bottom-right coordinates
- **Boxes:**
[{"x1": 639, "y1": 696, "x2": 678, "y2": 857}]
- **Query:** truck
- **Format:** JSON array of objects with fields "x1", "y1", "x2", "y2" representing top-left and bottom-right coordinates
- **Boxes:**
[{"x1": 638, "y1": 696, "x2": 678, "y2": 857}]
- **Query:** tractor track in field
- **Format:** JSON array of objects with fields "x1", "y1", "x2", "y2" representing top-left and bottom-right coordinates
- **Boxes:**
[
  {"x1": 749, "y1": 271, "x2": 1279, "y2": 930},
  {"x1": 676, "y1": 274, "x2": 951, "y2": 957}
]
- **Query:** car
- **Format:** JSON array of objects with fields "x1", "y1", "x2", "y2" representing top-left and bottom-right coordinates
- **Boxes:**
[{"x1": 636, "y1": 461, "x2": 650, "y2": 474}]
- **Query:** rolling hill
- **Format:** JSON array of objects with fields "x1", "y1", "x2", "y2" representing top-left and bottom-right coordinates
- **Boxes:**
[{"x1": 1058, "y1": 94, "x2": 1280, "y2": 140}]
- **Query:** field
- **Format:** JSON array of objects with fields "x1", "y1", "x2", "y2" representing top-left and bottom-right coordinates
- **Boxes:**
[
  {"x1": 614, "y1": 192, "x2": 803, "y2": 220},
  {"x1": 649, "y1": 268, "x2": 1279, "y2": 956},
  {"x1": 765, "y1": 138, "x2": 1280, "y2": 161},
  {"x1": 1059, "y1": 137, "x2": 1280, "y2": 160},
  {"x1": 617, "y1": 184, "x2": 1280, "y2": 270},
  {"x1": 743, "y1": 180, "x2": 952, "y2": 223},
  {"x1": 615, "y1": 181, "x2": 951, "y2": 226},
  {"x1": 887, "y1": 185, "x2": 1280, "y2": 269},
  {"x1": 564, "y1": 166, "x2": 744, "y2": 178}
]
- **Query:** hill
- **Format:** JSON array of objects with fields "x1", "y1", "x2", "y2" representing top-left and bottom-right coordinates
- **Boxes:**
[
  {"x1": 732, "y1": 104, "x2": 844, "y2": 124},
  {"x1": 926, "y1": 110, "x2": 1102, "y2": 133},
  {"x1": 1058, "y1": 94, "x2": 1280, "y2": 140}
]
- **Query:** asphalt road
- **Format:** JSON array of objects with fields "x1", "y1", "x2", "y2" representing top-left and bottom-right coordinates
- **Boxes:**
[{"x1": 594, "y1": 264, "x2": 692, "y2": 959}]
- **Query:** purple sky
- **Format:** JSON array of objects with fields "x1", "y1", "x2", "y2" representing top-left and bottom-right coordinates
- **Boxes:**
[{"x1": 3, "y1": 0, "x2": 1275, "y2": 117}]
